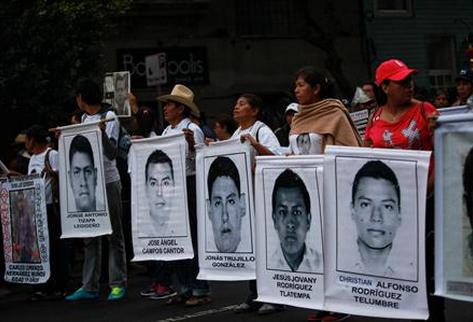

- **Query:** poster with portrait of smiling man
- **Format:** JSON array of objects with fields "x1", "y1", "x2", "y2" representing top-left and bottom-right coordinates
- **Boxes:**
[
  {"x1": 58, "y1": 122, "x2": 111, "y2": 238},
  {"x1": 324, "y1": 146, "x2": 430, "y2": 320},
  {"x1": 255, "y1": 155, "x2": 325, "y2": 310},
  {"x1": 129, "y1": 133, "x2": 193, "y2": 261},
  {"x1": 195, "y1": 139, "x2": 255, "y2": 280},
  {"x1": 434, "y1": 113, "x2": 473, "y2": 302}
]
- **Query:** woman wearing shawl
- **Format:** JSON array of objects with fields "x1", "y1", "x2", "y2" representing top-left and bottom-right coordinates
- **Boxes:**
[
  {"x1": 290, "y1": 66, "x2": 361, "y2": 156},
  {"x1": 291, "y1": 67, "x2": 360, "y2": 322}
]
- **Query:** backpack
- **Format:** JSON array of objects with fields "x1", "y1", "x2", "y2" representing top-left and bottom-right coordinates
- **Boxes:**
[
  {"x1": 43, "y1": 148, "x2": 59, "y2": 206},
  {"x1": 81, "y1": 104, "x2": 132, "y2": 160}
]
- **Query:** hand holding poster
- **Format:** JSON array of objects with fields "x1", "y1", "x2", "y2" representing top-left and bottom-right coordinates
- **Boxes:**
[
  {"x1": 58, "y1": 122, "x2": 111, "y2": 238},
  {"x1": 196, "y1": 139, "x2": 255, "y2": 281},
  {"x1": 255, "y1": 155, "x2": 325, "y2": 310},
  {"x1": 128, "y1": 133, "x2": 194, "y2": 261},
  {"x1": 1, "y1": 174, "x2": 50, "y2": 284},
  {"x1": 324, "y1": 145, "x2": 430, "y2": 319},
  {"x1": 435, "y1": 113, "x2": 473, "y2": 301}
]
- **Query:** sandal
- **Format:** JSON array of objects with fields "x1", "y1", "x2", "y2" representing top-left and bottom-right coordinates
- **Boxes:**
[
  {"x1": 165, "y1": 294, "x2": 189, "y2": 305},
  {"x1": 185, "y1": 295, "x2": 212, "y2": 307}
]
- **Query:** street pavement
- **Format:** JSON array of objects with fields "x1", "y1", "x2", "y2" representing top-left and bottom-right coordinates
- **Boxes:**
[{"x1": 0, "y1": 263, "x2": 471, "y2": 322}]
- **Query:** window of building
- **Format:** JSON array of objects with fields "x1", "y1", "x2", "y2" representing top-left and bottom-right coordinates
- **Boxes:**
[
  {"x1": 374, "y1": 0, "x2": 413, "y2": 17},
  {"x1": 427, "y1": 36, "x2": 456, "y2": 90},
  {"x1": 235, "y1": 0, "x2": 297, "y2": 37}
]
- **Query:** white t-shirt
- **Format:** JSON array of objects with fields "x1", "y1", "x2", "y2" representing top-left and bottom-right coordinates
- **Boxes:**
[
  {"x1": 289, "y1": 132, "x2": 323, "y2": 155},
  {"x1": 231, "y1": 121, "x2": 281, "y2": 157},
  {"x1": 28, "y1": 148, "x2": 58, "y2": 205},
  {"x1": 82, "y1": 110, "x2": 120, "y2": 183},
  {"x1": 162, "y1": 118, "x2": 204, "y2": 176}
]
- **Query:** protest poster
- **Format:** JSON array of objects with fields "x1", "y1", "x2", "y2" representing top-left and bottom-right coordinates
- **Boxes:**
[
  {"x1": 128, "y1": 133, "x2": 194, "y2": 261},
  {"x1": 435, "y1": 112, "x2": 473, "y2": 301},
  {"x1": 103, "y1": 71, "x2": 131, "y2": 117},
  {"x1": 324, "y1": 145, "x2": 430, "y2": 319},
  {"x1": 58, "y1": 122, "x2": 111, "y2": 238},
  {"x1": 1, "y1": 174, "x2": 50, "y2": 284},
  {"x1": 255, "y1": 155, "x2": 325, "y2": 310},
  {"x1": 350, "y1": 109, "x2": 370, "y2": 139},
  {"x1": 437, "y1": 105, "x2": 469, "y2": 116},
  {"x1": 195, "y1": 139, "x2": 255, "y2": 281}
]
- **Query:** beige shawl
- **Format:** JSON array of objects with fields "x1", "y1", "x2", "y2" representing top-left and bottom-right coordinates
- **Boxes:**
[{"x1": 290, "y1": 99, "x2": 362, "y2": 150}]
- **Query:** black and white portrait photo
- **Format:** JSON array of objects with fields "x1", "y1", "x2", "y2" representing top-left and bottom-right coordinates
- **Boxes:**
[
  {"x1": 290, "y1": 132, "x2": 323, "y2": 155},
  {"x1": 66, "y1": 134, "x2": 105, "y2": 212},
  {"x1": 206, "y1": 156, "x2": 247, "y2": 253},
  {"x1": 266, "y1": 168, "x2": 321, "y2": 274},
  {"x1": 336, "y1": 158, "x2": 418, "y2": 282},
  {"x1": 205, "y1": 154, "x2": 252, "y2": 253},
  {"x1": 139, "y1": 149, "x2": 187, "y2": 238},
  {"x1": 296, "y1": 133, "x2": 311, "y2": 155},
  {"x1": 113, "y1": 72, "x2": 130, "y2": 116},
  {"x1": 462, "y1": 146, "x2": 473, "y2": 276}
]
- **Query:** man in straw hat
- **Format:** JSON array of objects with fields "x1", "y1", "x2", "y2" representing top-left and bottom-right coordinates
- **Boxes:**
[{"x1": 141, "y1": 84, "x2": 210, "y2": 305}]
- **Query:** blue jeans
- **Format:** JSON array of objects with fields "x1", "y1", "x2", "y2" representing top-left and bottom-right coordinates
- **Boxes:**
[{"x1": 82, "y1": 180, "x2": 127, "y2": 292}]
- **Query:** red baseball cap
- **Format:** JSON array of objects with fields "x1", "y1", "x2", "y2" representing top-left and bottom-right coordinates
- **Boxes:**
[{"x1": 375, "y1": 59, "x2": 417, "y2": 86}]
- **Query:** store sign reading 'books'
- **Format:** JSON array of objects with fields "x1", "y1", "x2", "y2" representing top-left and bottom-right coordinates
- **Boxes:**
[{"x1": 117, "y1": 47, "x2": 209, "y2": 88}]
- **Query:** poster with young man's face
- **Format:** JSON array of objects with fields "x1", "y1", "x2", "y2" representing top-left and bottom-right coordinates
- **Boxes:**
[
  {"x1": 58, "y1": 123, "x2": 111, "y2": 238},
  {"x1": 435, "y1": 116, "x2": 473, "y2": 302},
  {"x1": 255, "y1": 156, "x2": 325, "y2": 310},
  {"x1": 129, "y1": 134, "x2": 194, "y2": 262},
  {"x1": 196, "y1": 139, "x2": 255, "y2": 281},
  {"x1": 324, "y1": 146, "x2": 430, "y2": 320}
]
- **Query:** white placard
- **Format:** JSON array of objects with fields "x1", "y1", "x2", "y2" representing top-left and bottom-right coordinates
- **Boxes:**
[
  {"x1": 103, "y1": 71, "x2": 131, "y2": 117},
  {"x1": 58, "y1": 122, "x2": 111, "y2": 238},
  {"x1": 145, "y1": 53, "x2": 167, "y2": 86},
  {"x1": 1, "y1": 175, "x2": 50, "y2": 284},
  {"x1": 324, "y1": 146, "x2": 430, "y2": 319},
  {"x1": 435, "y1": 113, "x2": 473, "y2": 301},
  {"x1": 196, "y1": 139, "x2": 255, "y2": 281},
  {"x1": 129, "y1": 134, "x2": 194, "y2": 261},
  {"x1": 255, "y1": 155, "x2": 325, "y2": 310}
]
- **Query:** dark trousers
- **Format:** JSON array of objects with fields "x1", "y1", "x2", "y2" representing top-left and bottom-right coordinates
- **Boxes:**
[{"x1": 35, "y1": 204, "x2": 71, "y2": 293}]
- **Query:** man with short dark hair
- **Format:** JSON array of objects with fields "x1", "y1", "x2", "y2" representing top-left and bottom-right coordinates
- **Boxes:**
[
  {"x1": 271, "y1": 169, "x2": 319, "y2": 272},
  {"x1": 66, "y1": 78, "x2": 127, "y2": 302},
  {"x1": 68, "y1": 135, "x2": 100, "y2": 212},
  {"x1": 142, "y1": 149, "x2": 182, "y2": 237},
  {"x1": 350, "y1": 160, "x2": 409, "y2": 277},
  {"x1": 207, "y1": 156, "x2": 246, "y2": 253},
  {"x1": 296, "y1": 133, "x2": 311, "y2": 155}
]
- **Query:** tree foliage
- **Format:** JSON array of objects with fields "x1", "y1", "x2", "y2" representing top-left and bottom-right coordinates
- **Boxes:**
[{"x1": 0, "y1": 0, "x2": 132, "y2": 156}]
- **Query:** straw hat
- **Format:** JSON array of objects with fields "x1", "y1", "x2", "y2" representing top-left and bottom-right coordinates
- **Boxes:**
[{"x1": 157, "y1": 84, "x2": 200, "y2": 117}]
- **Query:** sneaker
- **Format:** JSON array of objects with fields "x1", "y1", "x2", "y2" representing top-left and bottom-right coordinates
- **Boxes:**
[
  {"x1": 140, "y1": 283, "x2": 158, "y2": 297},
  {"x1": 65, "y1": 288, "x2": 99, "y2": 301},
  {"x1": 149, "y1": 284, "x2": 177, "y2": 300},
  {"x1": 257, "y1": 303, "x2": 283, "y2": 315},
  {"x1": 107, "y1": 286, "x2": 126, "y2": 301}
]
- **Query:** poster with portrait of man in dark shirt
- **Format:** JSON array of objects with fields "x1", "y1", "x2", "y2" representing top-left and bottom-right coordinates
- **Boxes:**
[{"x1": 265, "y1": 168, "x2": 323, "y2": 274}]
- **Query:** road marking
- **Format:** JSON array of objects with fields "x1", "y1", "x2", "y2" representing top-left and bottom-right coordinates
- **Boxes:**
[{"x1": 156, "y1": 304, "x2": 238, "y2": 322}]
